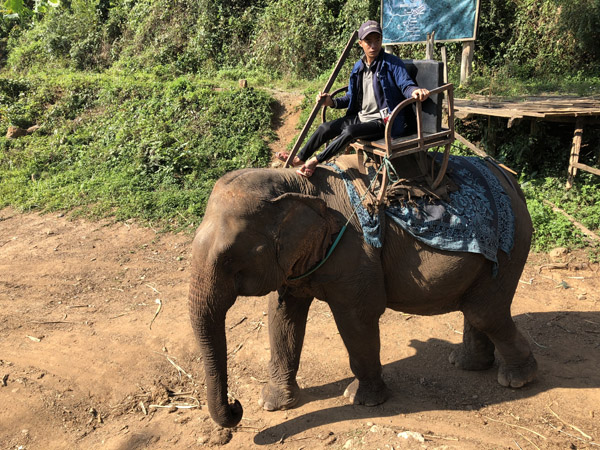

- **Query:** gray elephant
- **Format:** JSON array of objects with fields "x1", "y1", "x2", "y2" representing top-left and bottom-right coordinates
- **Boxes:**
[{"x1": 188, "y1": 156, "x2": 537, "y2": 428}]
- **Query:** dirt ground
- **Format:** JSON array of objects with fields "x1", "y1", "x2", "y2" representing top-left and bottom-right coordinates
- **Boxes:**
[{"x1": 2, "y1": 93, "x2": 600, "y2": 450}]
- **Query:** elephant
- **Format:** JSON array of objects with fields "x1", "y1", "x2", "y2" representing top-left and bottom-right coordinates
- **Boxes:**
[{"x1": 188, "y1": 155, "x2": 537, "y2": 428}]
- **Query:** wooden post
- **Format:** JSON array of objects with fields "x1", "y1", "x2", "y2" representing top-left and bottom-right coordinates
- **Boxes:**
[
  {"x1": 440, "y1": 45, "x2": 448, "y2": 84},
  {"x1": 486, "y1": 116, "x2": 497, "y2": 157},
  {"x1": 530, "y1": 119, "x2": 538, "y2": 135},
  {"x1": 460, "y1": 41, "x2": 474, "y2": 84},
  {"x1": 425, "y1": 31, "x2": 435, "y2": 60},
  {"x1": 566, "y1": 117, "x2": 584, "y2": 189},
  {"x1": 284, "y1": 31, "x2": 358, "y2": 168}
]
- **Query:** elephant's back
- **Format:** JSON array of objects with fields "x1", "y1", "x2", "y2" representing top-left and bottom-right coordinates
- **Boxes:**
[{"x1": 211, "y1": 167, "x2": 323, "y2": 202}]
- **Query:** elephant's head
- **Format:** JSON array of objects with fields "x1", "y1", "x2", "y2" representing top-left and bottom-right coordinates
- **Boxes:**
[{"x1": 188, "y1": 171, "x2": 338, "y2": 427}]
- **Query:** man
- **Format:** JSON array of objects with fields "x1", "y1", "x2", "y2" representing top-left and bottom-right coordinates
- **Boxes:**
[{"x1": 278, "y1": 20, "x2": 430, "y2": 177}]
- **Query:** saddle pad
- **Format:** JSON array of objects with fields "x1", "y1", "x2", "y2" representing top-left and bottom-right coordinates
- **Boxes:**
[{"x1": 330, "y1": 155, "x2": 515, "y2": 271}]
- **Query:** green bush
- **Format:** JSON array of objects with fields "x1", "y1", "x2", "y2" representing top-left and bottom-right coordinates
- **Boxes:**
[
  {"x1": 0, "y1": 72, "x2": 274, "y2": 228},
  {"x1": 3, "y1": 0, "x2": 600, "y2": 252},
  {"x1": 525, "y1": 196, "x2": 585, "y2": 252},
  {"x1": 560, "y1": 0, "x2": 600, "y2": 66},
  {"x1": 474, "y1": 0, "x2": 598, "y2": 78},
  {"x1": 3, "y1": 0, "x2": 383, "y2": 78},
  {"x1": 521, "y1": 176, "x2": 600, "y2": 252},
  {"x1": 251, "y1": 0, "x2": 337, "y2": 78}
]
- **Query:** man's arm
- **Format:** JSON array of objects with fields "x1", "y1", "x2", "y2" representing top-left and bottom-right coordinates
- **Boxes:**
[
  {"x1": 389, "y1": 58, "x2": 430, "y2": 101},
  {"x1": 323, "y1": 60, "x2": 361, "y2": 110}
]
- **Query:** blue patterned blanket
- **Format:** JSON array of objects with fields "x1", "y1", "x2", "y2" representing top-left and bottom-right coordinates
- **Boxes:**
[{"x1": 330, "y1": 156, "x2": 515, "y2": 271}]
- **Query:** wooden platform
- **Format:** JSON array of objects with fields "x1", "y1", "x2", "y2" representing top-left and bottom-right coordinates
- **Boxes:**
[
  {"x1": 453, "y1": 96, "x2": 600, "y2": 188},
  {"x1": 455, "y1": 95, "x2": 600, "y2": 122}
]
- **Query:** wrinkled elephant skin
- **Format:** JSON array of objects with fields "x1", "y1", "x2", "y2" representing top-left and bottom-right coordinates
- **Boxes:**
[{"x1": 188, "y1": 162, "x2": 536, "y2": 428}]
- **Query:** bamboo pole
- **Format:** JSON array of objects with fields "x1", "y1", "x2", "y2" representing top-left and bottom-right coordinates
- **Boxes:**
[
  {"x1": 284, "y1": 31, "x2": 358, "y2": 167},
  {"x1": 455, "y1": 131, "x2": 517, "y2": 175}
]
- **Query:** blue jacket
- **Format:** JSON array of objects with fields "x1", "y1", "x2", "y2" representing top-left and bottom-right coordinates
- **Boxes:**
[{"x1": 334, "y1": 52, "x2": 417, "y2": 137}]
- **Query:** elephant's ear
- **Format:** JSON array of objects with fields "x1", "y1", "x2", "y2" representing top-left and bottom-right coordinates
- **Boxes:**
[{"x1": 268, "y1": 193, "x2": 340, "y2": 279}]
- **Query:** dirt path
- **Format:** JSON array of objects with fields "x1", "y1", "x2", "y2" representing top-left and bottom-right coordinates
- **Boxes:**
[
  {"x1": 268, "y1": 88, "x2": 304, "y2": 166},
  {"x1": 1, "y1": 92, "x2": 600, "y2": 450}
]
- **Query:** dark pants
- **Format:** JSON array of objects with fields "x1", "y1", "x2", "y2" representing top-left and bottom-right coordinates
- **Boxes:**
[{"x1": 297, "y1": 115, "x2": 385, "y2": 164}]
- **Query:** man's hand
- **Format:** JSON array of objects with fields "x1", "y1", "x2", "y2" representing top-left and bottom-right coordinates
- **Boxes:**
[
  {"x1": 411, "y1": 88, "x2": 430, "y2": 101},
  {"x1": 316, "y1": 92, "x2": 335, "y2": 107}
]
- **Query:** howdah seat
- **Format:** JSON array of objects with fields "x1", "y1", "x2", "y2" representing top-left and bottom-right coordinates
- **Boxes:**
[{"x1": 322, "y1": 59, "x2": 455, "y2": 204}]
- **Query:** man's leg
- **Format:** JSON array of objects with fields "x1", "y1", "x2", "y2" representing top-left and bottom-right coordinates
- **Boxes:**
[
  {"x1": 296, "y1": 116, "x2": 354, "y2": 162},
  {"x1": 315, "y1": 119, "x2": 385, "y2": 163}
]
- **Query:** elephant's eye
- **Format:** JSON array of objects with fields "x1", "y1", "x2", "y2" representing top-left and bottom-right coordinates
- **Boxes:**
[{"x1": 220, "y1": 255, "x2": 234, "y2": 270}]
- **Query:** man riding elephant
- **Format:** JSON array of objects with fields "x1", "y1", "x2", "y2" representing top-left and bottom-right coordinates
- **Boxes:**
[{"x1": 276, "y1": 20, "x2": 430, "y2": 178}]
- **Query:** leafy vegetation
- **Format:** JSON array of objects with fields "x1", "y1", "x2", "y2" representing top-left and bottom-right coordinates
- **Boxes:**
[
  {"x1": 1, "y1": 0, "x2": 600, "y2": 252},
  {"x1": 521, "y1": 176, "x2": 600, "y2": 256},
  {"x1": 0, "y1": 72, "x2": 274, "y2": 229}
]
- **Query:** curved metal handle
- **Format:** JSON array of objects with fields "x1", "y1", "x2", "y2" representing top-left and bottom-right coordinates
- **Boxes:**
[
  {"x1": 384, "y1": 83, "x2": 455, "y2": 151},
  {"x1": 321, "y1": 85, "x2": 349, "y2": 123}
]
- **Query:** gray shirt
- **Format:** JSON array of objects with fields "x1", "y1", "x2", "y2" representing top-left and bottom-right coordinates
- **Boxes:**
[{"x1": 358, "y1": 60, "x2": 382, "y2": 123}]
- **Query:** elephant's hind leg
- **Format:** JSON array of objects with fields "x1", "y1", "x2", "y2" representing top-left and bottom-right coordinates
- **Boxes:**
[
  {"x1": 449, "y1": 316, "x2": 496, "y2": 370},
  {"x1": 259, "y1": 290, "x2": 312, "y2": 411},
  {"x1": 458, "y1": 305, "x2": 537, "y2": 388},
  {"x1": 492, "y1": 321, "x2": 537, "y2": 388}
]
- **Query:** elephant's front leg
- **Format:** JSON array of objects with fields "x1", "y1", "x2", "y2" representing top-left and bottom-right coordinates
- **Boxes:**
[
  {"x1": 330, "y1": 303, "x2": 389, "y2": 406},
  {"x1": 259, "y1": 289, "x2": 313, "y2": 411}
]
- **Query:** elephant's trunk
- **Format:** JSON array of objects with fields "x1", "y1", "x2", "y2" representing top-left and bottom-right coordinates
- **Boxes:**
[{"x1": 189, "y1": 269, "x2": 243, "y2": 428}]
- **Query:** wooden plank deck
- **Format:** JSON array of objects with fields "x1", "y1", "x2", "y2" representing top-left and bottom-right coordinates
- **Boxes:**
[
  {"x1": 454, "y1": 96, "x2": 600, "y2": 121},
  {"x1": 452, "y1": 96, "x2": 600, "y2": 188}
]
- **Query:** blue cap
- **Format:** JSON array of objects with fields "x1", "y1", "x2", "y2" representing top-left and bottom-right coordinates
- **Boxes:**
[{"x1": 358, "y1": 20, "x2": 382, "y2": 40}]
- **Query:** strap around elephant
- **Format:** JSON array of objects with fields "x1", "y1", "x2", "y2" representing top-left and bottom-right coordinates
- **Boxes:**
[
  {"x1": 288, "y1": 224, "x2": 348, "y2": 281},
  {"x1": 288, "y1": 160, "x2": 387, "y2": 281}
]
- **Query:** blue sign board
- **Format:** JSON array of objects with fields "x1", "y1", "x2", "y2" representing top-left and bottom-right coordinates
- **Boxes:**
[{"x1": 381, "y1": 0, "x2": 480, "y2": 44}]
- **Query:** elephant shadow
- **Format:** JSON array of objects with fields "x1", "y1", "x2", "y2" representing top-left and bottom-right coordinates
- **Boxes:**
[{"x1": 253, "y1": 310, "x2": 600, "y2": 445}]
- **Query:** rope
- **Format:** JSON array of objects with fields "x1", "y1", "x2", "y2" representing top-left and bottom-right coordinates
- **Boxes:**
[
  {"x1": 383, "y1": 157, "x2": 400, "y2": 183},
  {"x1": 289, "y1": 158, "x2": 388, "y2": 281},
  {"x1": 288, "y1": 224, "x2": 348, "y2": 280}
]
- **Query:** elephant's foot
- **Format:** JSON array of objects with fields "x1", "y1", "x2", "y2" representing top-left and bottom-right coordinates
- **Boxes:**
[
  {"x1": 449, "y1": 345, "x2": 495, "y2": 371},
  {"x1": 258, "y1": 382, "x2": 300, "y2": 411},
  {"x1": 497, "y1": 353, "x2": 538, "y2": 388},
  {"x1": 343, "y1": 378, "x2": 389, "y2": 406}
]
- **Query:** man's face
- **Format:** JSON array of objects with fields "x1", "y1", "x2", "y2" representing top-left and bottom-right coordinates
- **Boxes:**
[{"x1": 359, "y1": 32, "x2": 382, "y2": 62}]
